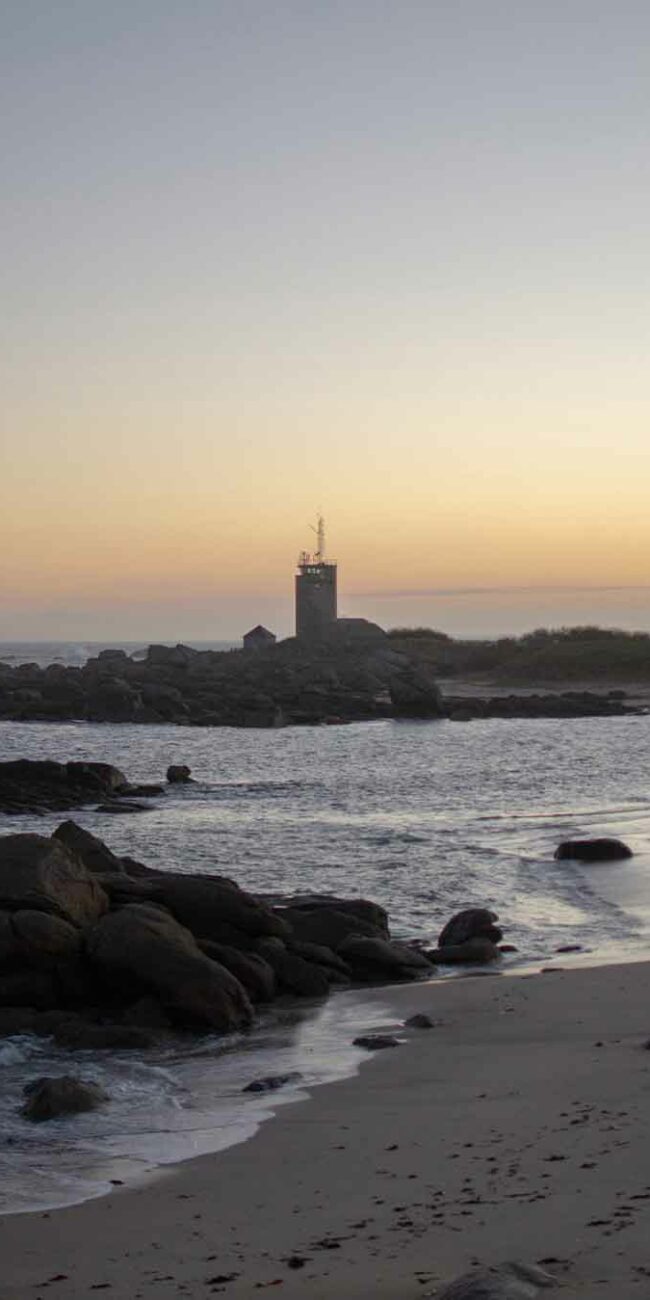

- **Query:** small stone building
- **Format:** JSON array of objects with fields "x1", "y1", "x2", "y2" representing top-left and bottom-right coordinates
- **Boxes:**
[{"x1": 242, "y1": 625, "x2": 277, "y2": 652}]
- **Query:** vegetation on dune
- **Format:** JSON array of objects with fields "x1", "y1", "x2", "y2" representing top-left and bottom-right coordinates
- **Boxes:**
[{"x1": 388, "y1": 625, "x2": 650, "y2": 682}]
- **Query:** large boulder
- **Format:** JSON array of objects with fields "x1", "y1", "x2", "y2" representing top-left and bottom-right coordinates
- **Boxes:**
[
  {"x1": 554, "y1": 838, "x2": 632, "y2": 862},
  {"x1": 0, "y1": 971, "x2": 57, "y2": 1009},
  {"x1": 338, "y1": 935, "x2": 433, "y2": 981},
  {"x1": 0, "y1": 909, "x2": 81, "y2": 969},
  {"x1": 279, "y1": 895, "x2": 389, "y2": 936},
  {"x1": 0, "y1": 760, "x2": 129, "y2": 814},
  {"x1": 86, "y1": 904, "x2": 253, "y2": 1032},
  {"x1": 159, "y1": 875, "x2": 289, "y2": 943},
  {"x1": 279, "y1": 906, "x2": 384, "y2": 951},
  {"x1": 254, "y1": 938, "x2": 332, "y2": 997},
  {"x1": 0, "y1": 834, "x2": 108, "y2": 927},
  {"x1": 425, "y1": 937, "x2": 501, "y2": 965},
  {"x1": 198, "y1": 941, "x2": 276, "y2": 1002},
  {"x1": 438, "y1": 908, "x2": 503, "y2": 948},
  {"x1": 21, "y1": 1075, "x2": 108, "y2": 1122},
  {"x1": 53, "y1": 821, "x2": 126, "y2": 875},
  {"x1": 166, "y1": 764, "x2": 193, "y2": 783}
]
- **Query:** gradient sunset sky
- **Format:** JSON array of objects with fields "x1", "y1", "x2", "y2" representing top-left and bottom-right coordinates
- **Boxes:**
[{"x1": 2, "y1": 1, "x2": 650, "y2": 640}]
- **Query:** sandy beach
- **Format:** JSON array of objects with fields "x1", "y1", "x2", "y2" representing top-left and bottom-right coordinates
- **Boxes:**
[{"x1": 3, "y1": 961, "x2": 650, "y2": 1299}]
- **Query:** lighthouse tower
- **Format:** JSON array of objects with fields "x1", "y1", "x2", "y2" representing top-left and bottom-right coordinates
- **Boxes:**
[{"x1": 295, "y1": 515, "x2": 337, "y2": 641}]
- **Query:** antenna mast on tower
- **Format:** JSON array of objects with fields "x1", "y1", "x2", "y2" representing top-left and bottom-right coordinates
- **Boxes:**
[{"x1": 310, "y1": 513, "x2": 326, "y2": 561}]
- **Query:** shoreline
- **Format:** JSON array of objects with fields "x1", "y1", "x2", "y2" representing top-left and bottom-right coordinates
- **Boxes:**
[{"x1": 4, "y1": 958, "x2": 650, "y2": 1297}]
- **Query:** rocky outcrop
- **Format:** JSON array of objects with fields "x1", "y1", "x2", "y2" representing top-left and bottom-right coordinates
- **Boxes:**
[
  {"x1": 21, "y1": 1075, "x2": 108, "y2": 1122},
  {"x1": 0, "y1": 910, "x2": 81, "y2": 969},
  {"x1": 86, "y1": 904, "x2": 254, "y2": 1033},
  {"x1": 0, "y1": 633, "x2": 445, "y2": 728},
  {"x1": 445, "y1": 691, "x2": 633, "y2": 720},
  {"x1": 438, "y1": 908, "x2": 503, "y2": 948},
  {"x1": 159, "y1": 875, "x2": 289, "y2": 943},
  {"x1": 0, "y1": 761, "x2": 165, "y2": 816},
  {"x1": 167, "y1": 765, "x2": 192, "y2": 783},
  {"x1": 425, "y1": 937, "x2": 502, "y2": 965},
  {"x1": 554, "y1": 838, "x2": 633, "y2": 862},
  {"x1": 0, "y1": 826, "x2": 519, "y2": 1048},
  {"x1": 0, "y1": 834, "x2": 108, "y2": 926}
]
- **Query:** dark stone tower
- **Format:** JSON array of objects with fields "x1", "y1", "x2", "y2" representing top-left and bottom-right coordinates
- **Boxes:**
[{"x1": 295, "y1": 516, "x2": 337, "y2": 641}]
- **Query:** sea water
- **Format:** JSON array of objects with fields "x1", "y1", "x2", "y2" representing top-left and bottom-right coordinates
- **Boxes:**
[{"x1": 0, "y1": 711, "x2": 649, "y2": 1212}]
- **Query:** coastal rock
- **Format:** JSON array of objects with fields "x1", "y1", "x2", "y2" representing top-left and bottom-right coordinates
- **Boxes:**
[
  {"x1": 438, "y1": 908, "x2": 503, "y2": 948},
  {"x1": 52, "y1": 1020, "x2": 156, "y2": 1051},
  {"x1": 433, "y1": 1261, "x2": 555, "y2": 1298},
  {"x1": 86, "y1": 904, "x2": 254, "y2": 1032},
  {"x1": 0, "y1": 760, "x2": 129, "y2": 814},
  {"x1": 554, "y1": 838, "x2": 632, "y2": 862},
  {"x1": 279, "y1": 895, "x2": 389, "y2": 936},
  {"x1": 53, "y1": 821, "x2": 126, "y2": 875},
  {"x1": 159, "y1": 875, "x2": 290, "y2": 943},
  {"x1": 287, "y1": 939, "x2": 351, "y2": 979},
  {"x1": 404, "y1": 1012, "x2": 437, "y2": 1028},
  {"x1": 0, "y1": 971, "x2": 57, "y2": 1009},
  {"x1": 268, "y1": 949, "x2": 332, "y2": 997},
  {"x1": 0, "y1": 1006, "x2": 38, "y2": 1036},
  {"x1": 353, "y1": 1034, "x2": 400, "y2": 1050},
  {"x1": 198, "y1": 941, "x2": 276, "y2": 1002},
  {"x1": 0, "y1": 834, "x2": 109, "y2": 927},
  {"x1": 243, "y1": 1072, "x2": 303, "y2": 1093},
  {"x1": 278, "y1": 906, "x2": 384, "y2": 952},
  {"x1": 425, "y1": 937, "x2": 502, "y2": 965},
  {"x1": 338, "y1": 935, "x2": 433, "y2": 980},
  {"x1": 21, "y1": 1075, "x2": 108, "y2": 1123},
  {"x1": 0, "y1": 909, "x2": 81, "y2": 969},
  {"x1": 167, "y1": 765, "x2": 193, "y2": 783}
]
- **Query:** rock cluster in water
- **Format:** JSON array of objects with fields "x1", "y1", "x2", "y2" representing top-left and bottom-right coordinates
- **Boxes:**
[
  {"x1": 0, "y1": 623, "x2": 444, "y2": 727},
  {"x1": 0, "y1": 814, "x2": 509, "y2": 1052}
]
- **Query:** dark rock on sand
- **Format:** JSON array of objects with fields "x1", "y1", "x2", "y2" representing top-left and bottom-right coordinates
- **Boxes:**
[
  {"x1": 404, "y1": 1012, "x2": 436, "y2": 1028},
  {"x1": 353, "y1": 1034, "x2": 401, "y2": 1050},
  {"x1": 438, "y1": 908, "x2": 503, "y2": 948},
  {"x1": 21, "y1": 1075, "x2": 109, "y2": 1122},
  {"x1": 198, "y1": 941, "x2": 276, "y2": 1002},
  {"x1": 425, "y1": 937, "x2": 502, "y2": 965},
  {"x1": 338, "y1": 935, "x2": 433, "y2": 981},
  {"x1": 0, "y1": 834, "x2": 108, "y2": 927},
  {"x1": 287, "y1": 939, "x2": 351, "y2": 980},
  {"x1": 167, "y1": 765, "x2": 193, "y2": 783},
  {"x1": 243, "y1": 1072, "x2": 303, "y2": 1093},
  {"x1": 554, "y1": 837, "x2": 632, "y2": 862},
  {"x1": 433, "y1": 1261, "x2": 554, "y2": 1298},
  {"x1": 257, "y1": 944, "x2": 332, "y2": 997},
  {"x1": 86, "y1": 904, "x2": 253, "y2": 1032}
]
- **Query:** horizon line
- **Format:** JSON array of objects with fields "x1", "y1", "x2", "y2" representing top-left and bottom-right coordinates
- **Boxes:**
[{"x1": 352, "y1": 584, "x2": 650, "y2": 599}]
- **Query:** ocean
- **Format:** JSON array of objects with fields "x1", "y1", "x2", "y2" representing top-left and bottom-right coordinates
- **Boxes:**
[{"x1": 0, "y1": 643, "x2": 649, "y2": 1214}]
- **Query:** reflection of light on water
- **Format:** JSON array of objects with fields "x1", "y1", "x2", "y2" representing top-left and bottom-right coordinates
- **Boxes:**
[{"x1": 2, "y1": 713, "x2": 650, "y2": 1210}]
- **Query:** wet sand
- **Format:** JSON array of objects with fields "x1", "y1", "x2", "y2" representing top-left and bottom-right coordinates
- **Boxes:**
[{"x1": 3, "y1": 960, "x2": 650, "y2": 1298}]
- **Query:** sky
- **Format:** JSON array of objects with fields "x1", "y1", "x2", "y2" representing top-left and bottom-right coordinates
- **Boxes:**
[{"x1": 2, "y1": 0, "x2": 650, "y2": 640}]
